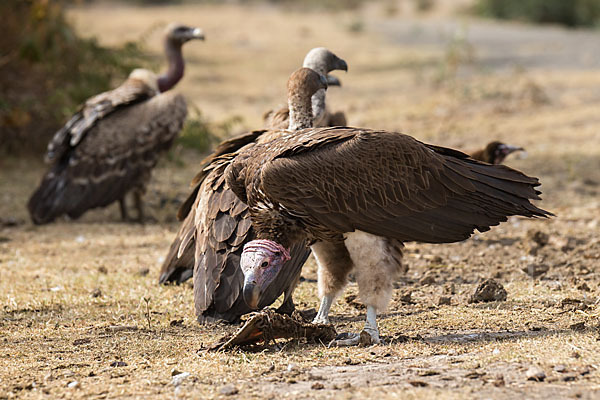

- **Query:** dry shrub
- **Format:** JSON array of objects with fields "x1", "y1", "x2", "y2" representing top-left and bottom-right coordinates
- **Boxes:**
[{"x1": 0, "y1": 0, "x2": 146, "y2": 155}]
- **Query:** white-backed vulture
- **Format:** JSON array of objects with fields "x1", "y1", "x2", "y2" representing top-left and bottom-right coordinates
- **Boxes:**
[
  {"x1": 27, "y1": 23, "x2": 204, "y2": 224},
  {"x1": 225, "y1": 67, "x2": 552, "y2": 346}
]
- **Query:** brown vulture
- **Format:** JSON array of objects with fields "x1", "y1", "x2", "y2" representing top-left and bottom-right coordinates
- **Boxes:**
[
  {"x1": 158, "y1": 51, "x2": 347, "y2": 325},
  {"x1": 158, "y1": 47, "x2": 347, "y2": 287},
  {"x1": 470, "y1": 141, "x2": 524, "y2": 164},
  {"x1": 27, "y1": 24, "x2": 204, "y2": 224},
  {"x1": 225, "y1": 68, "x2": 552, "y2": 346}
]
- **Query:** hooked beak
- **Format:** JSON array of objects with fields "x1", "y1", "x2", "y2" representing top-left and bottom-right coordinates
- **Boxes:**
[
  {"x1": 319, "y1": 73, "x2": 328, "y2": 90},
  {"x1": 500, "y1": 144, "x2": 525, "y2": 156},
  {"x1": 334, "y1": 57, "x2": 348, "y2": 72},
  {"x1": 326, "y1": 75, "x2": 342, "y2": 87},
  {"x1": 189, "y1": 27, "x2": 205, "y2": 41},
  {"x1": 242, "y1": 270, "x2": 261, "y2": 309}
]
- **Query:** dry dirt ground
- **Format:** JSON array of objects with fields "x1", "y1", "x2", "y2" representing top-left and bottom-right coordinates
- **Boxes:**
[{"x1": 2, "y1": 2, "x2": 600, "y2": 399}]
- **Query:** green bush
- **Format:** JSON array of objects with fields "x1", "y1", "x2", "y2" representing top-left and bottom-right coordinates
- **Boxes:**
[
  {"x1": 476, "y1": 0, "x2": 600, "y2": 27},
  {"x1": 0, "y1": 0, "x2": 147, "y2": 155}
]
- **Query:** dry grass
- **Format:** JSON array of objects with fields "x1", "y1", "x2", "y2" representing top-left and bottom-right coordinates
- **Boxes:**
[{"x1": 2, "y1": 1, "x2": 600, "y2": 398}]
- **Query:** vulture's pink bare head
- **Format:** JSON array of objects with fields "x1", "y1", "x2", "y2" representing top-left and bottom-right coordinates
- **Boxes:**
[{"x1": 241, "y1": 240, "x2": 291, "y2": 309}]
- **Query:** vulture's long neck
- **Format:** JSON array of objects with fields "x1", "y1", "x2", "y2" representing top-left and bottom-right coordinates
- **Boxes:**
[
  {"x1": 157, "y1": 40, "x2": 184, "y2": 92},
  {"x1": 288, "y1": 94, "x2": 314, "y2": 131},
  {"x1": 311, "y1": 88, "x2": 326, "y2": 124}
]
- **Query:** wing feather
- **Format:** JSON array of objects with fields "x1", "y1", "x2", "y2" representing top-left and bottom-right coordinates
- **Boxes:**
[{"x1": 234, "y1": 127, "x2": 551, "y2": 244}]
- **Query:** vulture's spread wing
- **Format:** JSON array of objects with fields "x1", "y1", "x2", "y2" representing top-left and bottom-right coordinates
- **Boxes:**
[
  {"x1": 28, "y1": 92, "x2": 186, "y2": 224},
  {"x1": 45, "y1": 77, "x2": 158, "y2": 163},
  {"x1": 247, "y1": 127, "x2": 550, "y2": 243}
]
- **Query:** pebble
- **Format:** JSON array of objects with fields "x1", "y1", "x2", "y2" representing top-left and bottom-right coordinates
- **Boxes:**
[
  {"x1": 67, "y1": 381, "x2": 80, "y2": 388},
  {"x1": 526, "y1": 366, "x2": 546, "y2": 382},
  {"x1": 419, "y1": 271, "x2": 436, "y2": 285},
  {"x1": 219, "y1": 384, "x2": 239, "y2": 396},
  {"x1": 554, "y1": 364, "x2": 567, "y2": 373},
  {"x1": 311, "y1": 382, "x2": 324, "y2": 390},
  {"x1": 437, "y1": 296, "x2": 451, "y2": 306},
  {"x1": 469, "y1": 279, "x2": 507, "y2": 303},
  {"x1": 522, "y1": 263, "x2": 549, "y2": 278},
  {"x1": 172, "y1": 372, "x2": 190, "y2": 387},
  {"x1": 287, "y1": 363, "x2": 298, "y2": 372},
  {"x1": 91, "y1": 288, "x2": 102, "y2": 298}
]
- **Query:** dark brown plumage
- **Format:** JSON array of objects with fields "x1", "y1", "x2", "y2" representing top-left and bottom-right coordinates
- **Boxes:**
[
  {"x1": 27, "y1": 24, "x2": 204, "y2": 224},
  {"x1": 226, "y1": 68, "x2": 552, "y2": 345},
  {"x1": 158, "y1": 48, "x2": 348, "y2": 292},
  {"x1": 160, "y1": 53, "x2": 346, "y2": 325},
  {"x1": 470, "y1": 141, "x2": 524, "y2": 164}
]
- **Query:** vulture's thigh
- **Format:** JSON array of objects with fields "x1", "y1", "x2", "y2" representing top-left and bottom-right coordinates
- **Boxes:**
[{"x1": 344, "y1": 231, "x2": 403, "y2": 311}]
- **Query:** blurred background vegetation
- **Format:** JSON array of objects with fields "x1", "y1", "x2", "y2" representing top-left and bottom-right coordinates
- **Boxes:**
[
  {"x1": 2, "y1": 0, "x2": 599, "y2": 157},
  {"x1": 475, "y1": 0, "x2": 600, "y2": 27},
  {"x1": 0, "y1": 0, "x2": 149, "y2": 155}
]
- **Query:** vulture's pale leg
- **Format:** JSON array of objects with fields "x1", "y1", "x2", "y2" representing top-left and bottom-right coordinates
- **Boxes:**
[
  {"x1": 311, "y1": 239, "x2": 354, "y2": 324},
  {"x1": 330, "y1": 231, "x2": 402, "y2": 347},
  {"x1": 119, "y1": 197, "x2": 129, "y2": 221}
]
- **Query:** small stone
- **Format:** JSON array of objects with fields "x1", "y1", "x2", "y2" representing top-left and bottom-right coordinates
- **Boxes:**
[
  {"x1": 218, "y1": 384, "x2": 238, "y2": 396},
  {"x1": 571, "y1": 351, "x2": 581, "y2": 359},
  {"x1": 311, "y1": 382, "x2": 324, "y2": 390},
  {"x1": 469, "y1": 279, "x2": 507, "y2": 303},
  {"x1": 437, "y1": 296, "x2": 451, "y2": 306},
  {"x1": 98, "y1": 266, "x2": 108, "y2": 274},
  {"x1": 286, "y1": 363, "x2": 298, "y2": 372},
  {"x1": 110, "y1": 361, "x2": 128, "y2": 367},
  {"x1": 399, "y1": 291, "x2": 413, "y2": 304},
  {"x1": 409, "y1": 380, "x2": 428, "y2": 387},
  {"x1": 527, "y1": 230, "x2": 549, "y2": 247},
  {"x1": 419, "y1": 271, "x2": 436, "y2": 285},
  {"x1": 562, "y1": 374, "x2": 577, "y2": 382},
  {"x1": 522, "y1": 263, "x2": 549, "y2": 278},
  {"x1": 554, "y1": 364, "x2": 567, "y2": 373},
  {"x1": 570, "y1": 322, "x2": 586, "y2": 332},
  {"x1": 171, "y1": 368, "x2": 182, "y2": 376},
  {"x1": 73, "y1": 338, "x2": 91, "y2": 346},
  {"x1": 91, "y1": 288, "x2": 102, "y2": 298},
  {"x1": 493, "y1": 374, "x2": 505, "y2": 387},
  {"x1": 137, "y1": 267, "x2": 150, "y2": 277},
  {"x1": 172, "y1": 372, "x2": 190, "y2": 386},
  {"x1": 526, "y1": 366, "x2": 546, "y2": 382},
  {"x1": 577, "y1": 282, "x2": 591, "y2": 292},
  {"x1": 67, "y1": 381, "x2": 80, "y2": 388},
  {"x1": 169, "y1": 319, "x2": 184, "y2": 327}
]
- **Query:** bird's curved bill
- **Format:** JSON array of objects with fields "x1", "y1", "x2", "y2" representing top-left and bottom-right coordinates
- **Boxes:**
[
  {"x1": 190, "y1": 28, "x2": 205, "y2": 40},
  {"x1": 242, "y1": 272, "x2": 260, "y2": 309},
  {"x1": 326, "y1": 75, "x2": 341, "y2": 87}
]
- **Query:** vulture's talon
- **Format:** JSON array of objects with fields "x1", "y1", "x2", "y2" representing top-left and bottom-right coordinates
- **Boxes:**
[{"x1": 328, "y1": 332, "x2": 360, "y2": 347}]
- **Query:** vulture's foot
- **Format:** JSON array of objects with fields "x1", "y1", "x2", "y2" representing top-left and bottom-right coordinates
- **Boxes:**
[
  {"x1": 312, "y1": 315, "x2": 330, "y2": 325},
  {"x1": 328, "y1": 327, "x2": 382, "y2": 347},
  {"x1": 276, "y1": 297, "x2": 295, "y2": 316}
]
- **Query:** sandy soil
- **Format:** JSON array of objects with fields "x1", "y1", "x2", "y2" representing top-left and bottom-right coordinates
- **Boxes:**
[{"x1": 1, "y1": 2, "x2": 600, "y2": 399}]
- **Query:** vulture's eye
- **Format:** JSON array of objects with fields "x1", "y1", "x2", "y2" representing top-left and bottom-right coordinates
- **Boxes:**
[
  {"x1": 274, "y1": 251, "x2": 281, "y2": 257},
  {"x1": 261, "y1": 261, "x2": 269, "y2": 268}
]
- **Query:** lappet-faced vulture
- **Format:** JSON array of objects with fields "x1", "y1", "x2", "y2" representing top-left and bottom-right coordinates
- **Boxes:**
[
  {"x1": 158, "y1": 47, "x2": 347, "y2": 288},
  {"x1": 159, "y1": 51, "x2": 347, "y2": 325},
  {"x1": 226, "y1": 68, "x2": 553, "y2": 346},
  {"x1": 27, "y1": 23, "x2": 204, "y2": 224}
]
